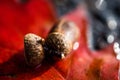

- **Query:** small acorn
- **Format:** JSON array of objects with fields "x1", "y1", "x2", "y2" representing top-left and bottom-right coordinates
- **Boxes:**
[
  {"x1": 24, "y1": 33, "x2": 45, "y2": 67},
  {"x1": 44, "y1": 19, "x2": 79, "y2": 59}
]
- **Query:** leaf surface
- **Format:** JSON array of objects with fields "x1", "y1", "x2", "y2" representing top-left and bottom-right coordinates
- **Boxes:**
[{"x1": 0, "y1": 1, "x2": 119, "y2": 80}]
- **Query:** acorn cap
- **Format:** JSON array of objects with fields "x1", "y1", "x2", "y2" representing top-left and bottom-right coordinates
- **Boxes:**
[
  {"x1": 44, "y1": 32, "x2": 72, "y2": 59},
  {"x1": 24, "y1": 33, "x2": 45, "y2": 67}
]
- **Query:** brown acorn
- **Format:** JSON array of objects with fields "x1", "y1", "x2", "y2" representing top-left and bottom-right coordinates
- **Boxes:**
[
  {"x1": 24, "y1": 33, "x2": 45, "y2": 67},
  {"x1": 44, "y1": 19, "x2": 80, "y2": 59}
]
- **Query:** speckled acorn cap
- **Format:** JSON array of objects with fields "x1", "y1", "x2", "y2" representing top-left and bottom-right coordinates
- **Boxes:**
[
  {"x1": 24, "y1": 33, "x2": 45, "y2": 67},
  {"x1": 44, "y1": 32, "x2": 72, "y2": 59}
]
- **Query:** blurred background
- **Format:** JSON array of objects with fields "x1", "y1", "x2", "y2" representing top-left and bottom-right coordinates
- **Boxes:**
[{"x1": 52, "y1": 0, "x2": 120, "y2": 50}]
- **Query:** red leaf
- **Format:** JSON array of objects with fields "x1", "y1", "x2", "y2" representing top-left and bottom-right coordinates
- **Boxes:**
[{"x1": 0, "y1": 1, "x2": 119, "y2": 80}]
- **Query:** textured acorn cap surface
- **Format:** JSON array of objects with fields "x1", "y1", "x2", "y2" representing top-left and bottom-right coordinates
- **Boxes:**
[
  {"x1": 44, "y1": 32, "x2": 72, "y2": 59},
  {"x1": 24, "y1": 33, "x2": 45, "y2": 67}
]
